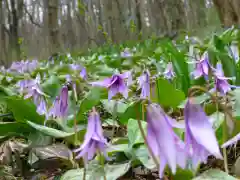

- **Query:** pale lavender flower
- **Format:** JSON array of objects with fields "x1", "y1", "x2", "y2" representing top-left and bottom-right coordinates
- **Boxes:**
[
  {"x1": 80, "y1": 67, "x2": 87, "y2": 80},
  {"x1": 137, "y1": 70, "x2": 150, "y2": 99},
  {"x1": 120, "y1": 48, "x2": 132, "y2": 58},
  {"x1": 213, "y1": 63, "x2": 232, "y2": 95},
  {"x1": 59, "y1": 86, "x2": 69, "y2": 118},
  {"x1": 90, "y1": 72, "x2": 130, "y2": 100},
  {"x1": 23, "y1": 74, "x2": 45, "y2": 101},
  {"x1": 69, "y1": 63, "x2": 81, "y2": 71},
  {"x1": 192, "y1": 53, "x2": 210, "y2": 80},
  {"x1": 73, "y1": 110, "x2": 108, "y2": 163},
  {"x1": 147, "y1": 103, "x2": 187, "y2": 178},
  {"x1": 37, "y1": 97, "x2": 47, "y2": 116},
  {"x1": 163, "y1": 62, "x2": 175, "y2": 80},
  {"x1": 184, "y1": 99, "x2": 222, "y2": 169},
  {"x1": 221, "y1": 132, "x2": 240, "y2": 148},
  {"x1": 48, "y1": 96, "x2": 60, "y2": 119},
  {"x1": 66, "y1": 74, "x2": 72, "y2": 82}
]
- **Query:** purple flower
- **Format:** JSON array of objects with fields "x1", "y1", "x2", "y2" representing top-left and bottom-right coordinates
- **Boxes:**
[
  {"x1": 147, "y1": 103, "x2": 187, "y2": 178},
  {"x1": 48, "y1": 96, "x2": 60, "y2": 119},
  {"x1": 48, "y1": 86, "x2": 68, "y2": 119},
  {"x1": 184, "y1": 99, "x2": 222, "y2": 169},
  {"x1": 221, "y1": 132, "x2": 240, "y2": 148},
  {"x1": 120, "y1": 48, "x2": 132, "y2": 58},
  {"x1": 69, "y1": 63, "x2": 81, "y2": 71},
  {"x1": 90, "y1": 72, "x2": 130, "y2": 100},
  {"x1": 37, "y1": 97, "x2": 47, "y2": 116},
  {"x1": 213, "y1": 63, "x2": 232, "y2": 94},
  {"x1": 18, "y1": 74, "x2": 45, "y2": 105},
  {"x1": 137, "y1": 70, "x2": 150, "y2": 99},
  {"x1": 163, "y1": 62, "x2": 175, "y2": 80},
  {"x1": 80, "y1": 67, "x2": 87, "y2": 80},
  {"x1": 59, "y1": 86, "x2": 68, "y2": 118},
  {"x1": 192, "y1": 53, "x2": 210, "y2": 80},
  {"x1": 73, "y1": 109, "x2": 108, "y2": 163}
]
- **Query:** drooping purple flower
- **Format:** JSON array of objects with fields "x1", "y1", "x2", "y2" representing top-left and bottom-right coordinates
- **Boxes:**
[
  {"x1": 137, "y1": 70, "x2": 150, "y2": 99},
  {"x1": 37, "y1": 97, "x2": 48, "y2": 116},
  {"x1": 73, "y1": 109, "x2": 108, "y2": 163},
  {"x1": 18, "y1": 74, "x2": 45, "y2": 106},
  {"x1": 192, "y1": 52, "x2": 210, "y2": 80},
  {"x1": 184, "y1": 99, "x2": 222, "y2": 169},
  {"x1": 147, "y1": 103, "x2": 187, "y2": 178},
  {"x1": 80, "y1": 67, "x2": 87, "y2": 80},
  {"x1": 229, "y1": 43, "x2": 239, "y2": 63},
  {"x1": 163, "y1": 62, "x2": 175, "y2": 80},
  {"x1": 90, "y1": 72, "x2": 130, "y2": 100},
  {"x1": 59, "y1": 86, "x2": 69, "y2": 118},
  {"x1": 48, "y1": 96, "x2": 60, "y2": 119},
  {"x1": 213, "y1": 62, "x2": 232, "y2": 95}
]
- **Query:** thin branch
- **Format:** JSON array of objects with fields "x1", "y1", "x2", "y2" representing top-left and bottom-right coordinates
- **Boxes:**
[{"x1": 23, "y1": 4, "x2": 42, "y2": 28}]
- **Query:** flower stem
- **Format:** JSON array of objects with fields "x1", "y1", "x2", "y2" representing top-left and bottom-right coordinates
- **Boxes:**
[
  {"x1": 136, "y1": 102, "x2": 159, "y2": 168},
  {"x1": 188, "y1": 86, "x2": 234, "y2": 121},
  {"x1": 110, "y1": 101, "x2": 118, "y2": 143}
]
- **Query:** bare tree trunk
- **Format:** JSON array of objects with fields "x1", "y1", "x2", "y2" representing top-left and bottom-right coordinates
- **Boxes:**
[
  {"x1": 8, "y1": 0, "x2": 21, "y2": 63},
  {"x1": 0, "y1": 0, "x2": 8, "y2": 65},
  {"x1": 213, "y1": 0, "x2": 240, "y2": 27},
  {"x1": 48, "y1": 0, "x2": 60, "y2": 54}
]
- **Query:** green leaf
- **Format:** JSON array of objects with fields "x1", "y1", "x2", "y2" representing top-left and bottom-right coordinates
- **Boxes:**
[
  {"x1": 27, "y1": 121, "x2": 74, "y2": 138},
  {"x1": 119, "y1": 100, "x2": 146, "y2": 124},
  {"x1": 101, "y1": 100, "x2": 128, "y2": 115},
  {"x1": 42, "y1": 75, "x2": 61, "y2": 98},
  {"x1": 77, "y1": 87, "x2": 107, "y2": 122},
  {"x1": 106, "y1": 144, "x2": 129, "y2": 153},
  {"x1": 6, "y1": 96, "x2": 44, "y2": 124},
  {"x1": 0, "y1": 122, "x2": 33, "y2": 136},
  {"x1": 134, "y1": 146, "x2": 156, "y2": 169},
  {"x1": 193, "y1": 169, "x2": 237, "y2": 180},
  {"x1": 127, "y1": 119, "x2": 146, "y2": 146},
  {"x1": 172, "y1": 168, "x2": 194, "y2": 180},
  {"x1": 209, "y1": 112, "x2": 224, "y2": 130},
  {"x1": 61, "y1": 162, "x2": 131, "y2": 180},
  {"x1": 155, "y1": 78, "x2": 185, "y2": 108},
  {"x1": 104, "y1": 162, "x2": 131, "y2": 180}
]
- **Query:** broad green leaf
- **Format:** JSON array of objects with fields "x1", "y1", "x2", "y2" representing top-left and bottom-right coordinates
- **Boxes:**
[
  {"x1": 155, "y1": 78, "x2": 185, "y2": 108},
  {"x1": 6, "y1": 96, "x2": 44, "y2": 124},
  {"x1": 172, "y1": 168, "x2": 194, "y2": 180},
  {"x1": 0, "y1": 122, "x2": 33, "y2": 136},
  {"x1": 61, "y1": 162, "x2": 130, "y2": 180},
  {"x1": 42, "y1": 75, "x2": 61, "y2": 98},
  {"x1": 101, "y1": 100, "x2": 128, "y2": 115},
  {"x1": 106, "y1": 144, "x2": 129, "y2": 153},
  {"x1": 193, "y1": 169, "x2": 237, "y2": 180},
  {"x1": 134, "y1": 146, "x2": 156, "y2": 169},
  {"x1": 119, "y1": 100, "x2": 146, "y2": 124},
  {"x1": 209, "y1": 112, "x2": 224, "y2": 130},
  {"x1": 77, "y1": 87, "x2": 107, "y2": 122},
  {"x1": 127, "y1": 119, "x2": 146, "y2": 146},
  {"x1": 27, "y1": 121, "x2": 74, "y2": 138}
]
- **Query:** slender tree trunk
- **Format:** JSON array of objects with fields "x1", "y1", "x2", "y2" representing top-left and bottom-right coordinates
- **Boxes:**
[{"x1": 48, "y1": 0, "x2": 60, "y2": 54}]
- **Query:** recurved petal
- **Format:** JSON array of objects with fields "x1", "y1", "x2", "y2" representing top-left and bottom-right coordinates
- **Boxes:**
[
  {"x1": 221, "y1": 132, "x2": 240, "y2": 148},
  {"x1": 90, "y1": 77, "x2": 112, "y2": 88},
  {"x1": 185, "y1": 101, "x2": 222, "y2": 159}
]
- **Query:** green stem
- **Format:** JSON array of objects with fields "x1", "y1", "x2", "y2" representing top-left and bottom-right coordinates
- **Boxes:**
[{"x1": 110, "y1": 101, "x2": 118, "y2": 143}]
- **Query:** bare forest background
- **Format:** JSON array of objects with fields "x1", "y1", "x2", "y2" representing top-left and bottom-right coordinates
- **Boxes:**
[{"x1": 0, "y1": 0, "x2": 240, "y2": 67}]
